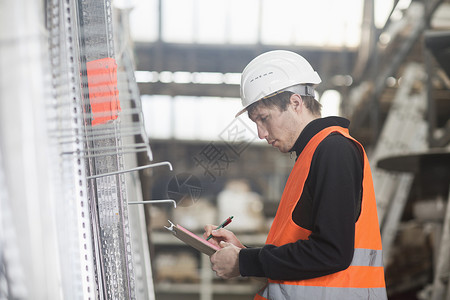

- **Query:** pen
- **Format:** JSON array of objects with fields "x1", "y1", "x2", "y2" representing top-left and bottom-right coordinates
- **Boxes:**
[{"x1": 206, "y1": 216, "x2": 234, "y2": 241}]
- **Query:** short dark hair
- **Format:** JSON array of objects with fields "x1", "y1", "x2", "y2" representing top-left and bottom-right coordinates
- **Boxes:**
[{"x1": 247, "y1": 91, "x2": 322, "y2": 118}]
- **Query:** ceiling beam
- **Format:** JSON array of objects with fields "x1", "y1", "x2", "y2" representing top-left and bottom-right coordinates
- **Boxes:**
[
  {"x1": 138, "y1": 82, "x2": 239, "y2": 98},
  {"x1": 133, "y1": 42, "x2": 357, "y2": 75}
]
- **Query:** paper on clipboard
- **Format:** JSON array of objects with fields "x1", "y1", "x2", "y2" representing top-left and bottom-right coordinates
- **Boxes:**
[{"x1": 165, "y1": 220, "x2": 220, "y2": 256}]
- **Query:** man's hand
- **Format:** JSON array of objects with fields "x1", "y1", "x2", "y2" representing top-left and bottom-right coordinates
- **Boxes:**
[
  {"x1": 210, "y1": 241, "x2": 241, "y2": 279},
  {"x1": 203, "y1": 225, "x2": 245, "y2": 248}
]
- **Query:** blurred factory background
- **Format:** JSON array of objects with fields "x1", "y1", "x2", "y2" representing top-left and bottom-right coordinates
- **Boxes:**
[{"x1": 0, "y1": 0, "x2": 449, "y2": 300}]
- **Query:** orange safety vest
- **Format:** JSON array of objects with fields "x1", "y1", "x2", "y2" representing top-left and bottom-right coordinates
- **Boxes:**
[{"x1": 254, "y1": 126, "x2": 387, "y2": 300}]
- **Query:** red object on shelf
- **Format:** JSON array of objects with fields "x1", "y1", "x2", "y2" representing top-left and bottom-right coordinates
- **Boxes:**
[{"x1": 86, "y1": 57, "x2": 121, "y2": 126}]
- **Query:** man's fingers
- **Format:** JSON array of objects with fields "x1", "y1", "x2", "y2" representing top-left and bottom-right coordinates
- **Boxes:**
[
  {"x1": 203, "y1": 224, "x2": 218, "y2": 239},
  {"x1": 219, "y1": 241, "x2": 229, "y2": 248},
  {"x1": 211, "y1": 228, "x2": 229, "y2": 238},
  {"x1": 204, "y1": 224, "x2": 215, "y2": 233},
  {"x1": 210, "y1": 252, "x2": 217, "y2": 264}
]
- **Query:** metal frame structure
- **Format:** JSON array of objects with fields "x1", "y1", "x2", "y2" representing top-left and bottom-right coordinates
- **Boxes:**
[{"x1": 1, "y1": 0, "x2": 176, "y2": 299}]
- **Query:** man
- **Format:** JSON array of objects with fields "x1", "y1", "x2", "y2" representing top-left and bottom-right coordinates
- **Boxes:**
[{"x1": 204, "y1": 50, "x2": 387, "y2": 299}]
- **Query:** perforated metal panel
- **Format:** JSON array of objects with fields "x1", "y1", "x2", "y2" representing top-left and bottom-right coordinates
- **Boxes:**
[
  {"x1": 76, "y1": 1, "x2": 136, "y2": 298},
  {"x1": 1, "y1": 0, "x2": 155, "y2": 298},
  {"x1": 47, "y1": 0, "x2": 97, "y2": 298}
]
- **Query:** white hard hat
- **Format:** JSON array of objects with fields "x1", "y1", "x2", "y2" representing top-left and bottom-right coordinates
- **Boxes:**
[{"x1": 236, "y1": 50, "x2": 321, "y2": 117}]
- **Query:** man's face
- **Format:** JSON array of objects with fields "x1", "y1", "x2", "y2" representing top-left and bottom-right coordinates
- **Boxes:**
[{"x1": 249, "y1": 103, "x2": 301, "y2": 153}]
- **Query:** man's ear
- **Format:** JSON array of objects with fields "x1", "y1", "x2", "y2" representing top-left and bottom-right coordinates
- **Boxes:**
[{"x1": 289, "y1": 94, "x2": 303, "y2": 113}]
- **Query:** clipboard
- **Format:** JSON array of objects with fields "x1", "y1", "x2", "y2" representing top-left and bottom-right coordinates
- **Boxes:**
[{"x1": 165, "y1": 220, "x2": 220, "y2": 256}]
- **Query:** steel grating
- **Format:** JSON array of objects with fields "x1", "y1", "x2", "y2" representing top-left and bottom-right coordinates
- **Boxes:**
[
  {"x1": 1, "y1": 0, "x2": 157, "y2": 298},
  {"x1": 46, "y1": 0, "x2": 155, "y2": 299},
  {"x1": 46, "y1": 0, "x2": 97, "y2": 298}
]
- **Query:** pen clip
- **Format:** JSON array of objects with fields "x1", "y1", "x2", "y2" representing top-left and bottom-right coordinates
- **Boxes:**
[{"x1": 164, "y1": 220, "x2": 177, "y2": 235}]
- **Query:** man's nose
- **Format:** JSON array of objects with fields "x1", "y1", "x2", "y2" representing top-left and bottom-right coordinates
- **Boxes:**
[{"x1": 257, "y1": 125, "x2": 268, "y2": 139}]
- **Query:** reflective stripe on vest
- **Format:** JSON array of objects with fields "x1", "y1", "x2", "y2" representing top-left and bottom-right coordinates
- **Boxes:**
[
  {"x1": 257, "y1": 285, "x2": 387, "y2": 300},
  {"x1": 351, "y1": 248, "x2": 383, "y2": 267},
  {"x1": 254, "y1": 126, "x2": 387, "y2": 300}
]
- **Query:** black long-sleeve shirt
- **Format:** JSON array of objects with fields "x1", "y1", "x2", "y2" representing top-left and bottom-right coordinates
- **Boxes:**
[{"x1": 239, "y1": 117, "x2": 364, "y2": 280}]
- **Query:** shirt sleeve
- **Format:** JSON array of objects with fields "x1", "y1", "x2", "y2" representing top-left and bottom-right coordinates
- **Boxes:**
[{"x1": 239, "y1": 134, "x2": 363, "y2": 280}]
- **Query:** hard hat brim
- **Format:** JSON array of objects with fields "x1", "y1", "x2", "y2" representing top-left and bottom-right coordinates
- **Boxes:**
[
  {"x1": 235, "y1": 84, "x2": 318, "y2": 118},
  {"x1": 235, "y1": 107, "x2": 248, "y2": 118}
]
